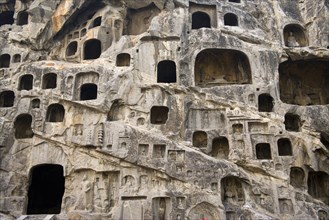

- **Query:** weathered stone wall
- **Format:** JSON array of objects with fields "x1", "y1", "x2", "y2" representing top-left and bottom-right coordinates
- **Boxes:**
[{"x1": 0, "y1": 0, "x2": 329, "y2": 219}]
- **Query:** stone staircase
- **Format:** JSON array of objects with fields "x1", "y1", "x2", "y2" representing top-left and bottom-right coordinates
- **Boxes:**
[{"x1": 17, "y1": 215, "x2": 56, "y2": 220}]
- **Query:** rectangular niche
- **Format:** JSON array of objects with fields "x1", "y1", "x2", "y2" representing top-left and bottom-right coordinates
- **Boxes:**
[
  {"x1": 189, "y1": 2, "x2": 217, "y2": 29},
  {"x1": 152, "y1": 197, "x2": 171, "y2": 220},
  {"x1": 187, "y1": 108, "x2": 226, "y2": 130},
  {"x1": 279, "y1": 199, "x2": 294, "y2": 214},
  {"x1": 153, "y1": 144, "x2": 166, "y2": 158},
  {"x1": 124, "y1": 3, "x2": 160, "y2": 35},
  {"x1": 138, "y1": 144, "x2": 149, "y2": 156},
  {"x1": 248, "y1": 122, "x2": 268, "y2": 133}
]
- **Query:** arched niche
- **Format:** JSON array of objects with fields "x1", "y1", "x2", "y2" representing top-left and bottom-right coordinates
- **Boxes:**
[
  {"x1": 284, "y1": 113, "x2": 301, "y2": 132},
  {"x1": 107, "y1": 100, "x2": 124, "y2": 121},
  {"x1": 157, "y1": 60, "x2": 177, "y2": 83},
  {"x1": 224, "y1": 13, "x2": 238, "y2": 26},
  {"x1": 193, "y1": 131, "x2": 207, "y2": 149},
  {"x1": 74, "y1": 71, "x2": 99, "y2": 100},
  {"x1": 307, "y1": 171, "x2": 329, "y2": 205},
  {"x1": 210, "y1": 137, "x2": 229, "y2": 159},
  {"x1": 27, "y1": 164, "x2": 65, "y2": 214},
  {"x1": 116, "y1": 53, "x2": 131, "y2": 67},
  {"x1": 46, "y1": 104, "x2": 65, "y2": 122},
  {"x1": 42, "y1": 73, "x2": 57, "y2": 89},
  {"x1": 277, "y1": 138, "x2": 292, "y2": 156},
  {"x1": 14, "y1": 114, "x2": 34, "y2": 139},
  {"x1": 17, "y1": 10, "x2": 29, "y2": 26},
  {"x1": 83, "y1": 39, "x2": 101, "y2": 60},
  {"x1": 18, "y1": 74, "x2": 33, "y2": 91},
  {"x1": 221, "y1": 176, "x2": 245, "y2": 206},
  {"x1": 279, "y1": 60, "x2": 329, "y2": 105},
  {"x1": 89, "y1": 16, "x2": 102, "y2": 29},
  {"x1": 12, "y1": 54, "x2": 21, "y2": 63},
  {"x1": 283, "y1": 24, "x2": 308, "y2": 47},
  {"x1": 290, "y1": 167, "x2": 305, "y2": 188},
  {"x1": 80, "y1": 83, "x2": 97, "y2": 100},
  {"x1": 258, "y1": 93, "x2": 274, "y2": 112},
  {"x1": 192, "y1": 11, "x2": 211, "y2": 29},
  {"x1": 0, "y1": 90, "x2": 15, "y2": 107},
  {"x1": 0, "y1": 11, "x2": 14, "y2": 26},
  {"x1": 66, "y1": 41, "x2": 78, "y2": 57},
  {"x1": 195, "y1": 49, "x2": 251, "y2": 87},
  {"x1": 0, "y1": 54, "x2": 11, "y2": 68},
  {"x1": 150, "y1": 106, "x2": 169, "y2": 124}
]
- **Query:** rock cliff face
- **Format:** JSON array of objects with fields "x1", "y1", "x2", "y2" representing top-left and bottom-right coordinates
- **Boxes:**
[{"x1": 0, "y1": 0, "x2": 329, "y2": 219}]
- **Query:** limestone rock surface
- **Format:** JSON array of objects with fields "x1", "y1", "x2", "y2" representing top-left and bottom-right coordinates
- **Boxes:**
[{"x1": 0, "y1": 0, "x2": 329, "y2": 219}]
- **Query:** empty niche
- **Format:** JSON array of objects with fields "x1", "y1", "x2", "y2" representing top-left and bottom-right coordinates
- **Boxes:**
[
  {"x1": 290, "y1": 167, "x2": 305, "y2": 188},
  {"x1": 210, "y1": 137, "x2": 229, "y2": 159},
  {"x1": 307, "y1": 171, "x2": 329, "y2": 205},
  {"x1": 221, "y1": 176, "x2": 245, "y2": 206},
  {"x1": 279, "y1": 60, "x2": 329, "y2": 105},
  {"x1": 12, "y1": 54, "x2": 21, "y2": 63},
  {"x1": 42, "y1": 73, "x2": 57, "y2": 89},
  {"x1": 256, "y1": 143, "x2": 272, "y2": 159},
  {"x1": 0, "y1": 54, "x2": 11, "y2": 68},
  {"x1": 31, "y1": 98, "x2": 40, "y2": 108},
  {"x1": 46, "y1": 104, "x2": 65, "y2": 122},
  {"x1": 195, "y1": 49, "x2": 251, "y2": 87},
  {"x1": 192, "y1": 11, "x2": 211, "y2": 29},
  {"x1": 320, "y1": 132, "x2": 329, "y2": 150},
  {"x1": 138, "y1": 144, "x2": 149, "y2": 156},
  {"x1": 258, "y1": 93, "x2": 274, "y2": 112},
  {"x1": 80, "y1": 28, "x2": 87, "y2": 37},
  {"x1": 18, "y1": 74, "x2": 33, "y2": 91},
  {"x1": 0, "y1": 90, "x2": 15, "y2": 107},
  {"x1": 284, "y1": 113, "x2": 301, "y2": 132},
  {"x1": 224, "y1": 13, "x2": 238, "y2": 26},
  {"x1": 89, "y1": 16, "x2": 102, "y2": 29},
  {"x1": 116, "y1": 53, "x2": 131, "y2": 67},
  {"x1": 14, "y1": 114, "x2": 34, "y2": 139},
  {"x1": 153, "y1": 144, "x2": 166, "y2": 158},
  {"x1": 80, "y1": 84, "x2": 97, "y2": 100},
  {"x1": 193, "y1": 131, "x2": 207, "y2": 149},
  {"x1": 0, "y1": 7, "x2": 14, "y2": 26},
  {"x1": 277, "y1": 138, "x2": 292, "y2": 156},
  {"x1": 124, "y1": 3, "x2": 160, "y2": 35},
  {"x1": 150, "y1": 106, "x2": 169, "y2": 124},
  {"x1": 27, "y1": 164, "x2": 65, "y2": 214},
  {"x1": 229, "y1": 0, "x2": 241, "y2": 3},
  {"x1": 279, "y1": 199, "x2": 294, "y2": 214},
  {"x1": 157, "y1": 60, "x2": 177, "y2": 83},
  {"x1": 17, "y1": 10, "x2": 29, "y2": 26},
  {"x1": 83, "y1": 39, "x2": 102, "y2": 60},
  {"x1": 74, "y1": 72, "x2": 99, "y2": 100},
  {"x1": 66, "y1": 41, "x2": 78, "y2": 57},
  {"x1": 283, "y1": 24, "x2": 308, "y2": 47}
]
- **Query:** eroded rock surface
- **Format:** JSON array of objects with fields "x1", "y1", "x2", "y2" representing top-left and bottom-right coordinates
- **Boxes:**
[{"x1": 0, "y1": 0, "x2": 329, "y2": 219}]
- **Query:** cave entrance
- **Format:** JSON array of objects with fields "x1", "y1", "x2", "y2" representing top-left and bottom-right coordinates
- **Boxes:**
[
  {"x1": 256, "y1": 143, "x2": 271, "y2": 159},
  {"x1": 210, "y1": 137, "x2": 229, "y2": 159},
  {"x1": 80, "y1": 83, "x2": 97, "y2": 100},
  {"x1": 27, "y1": 164, "x2": 65, "y2": 214}
]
